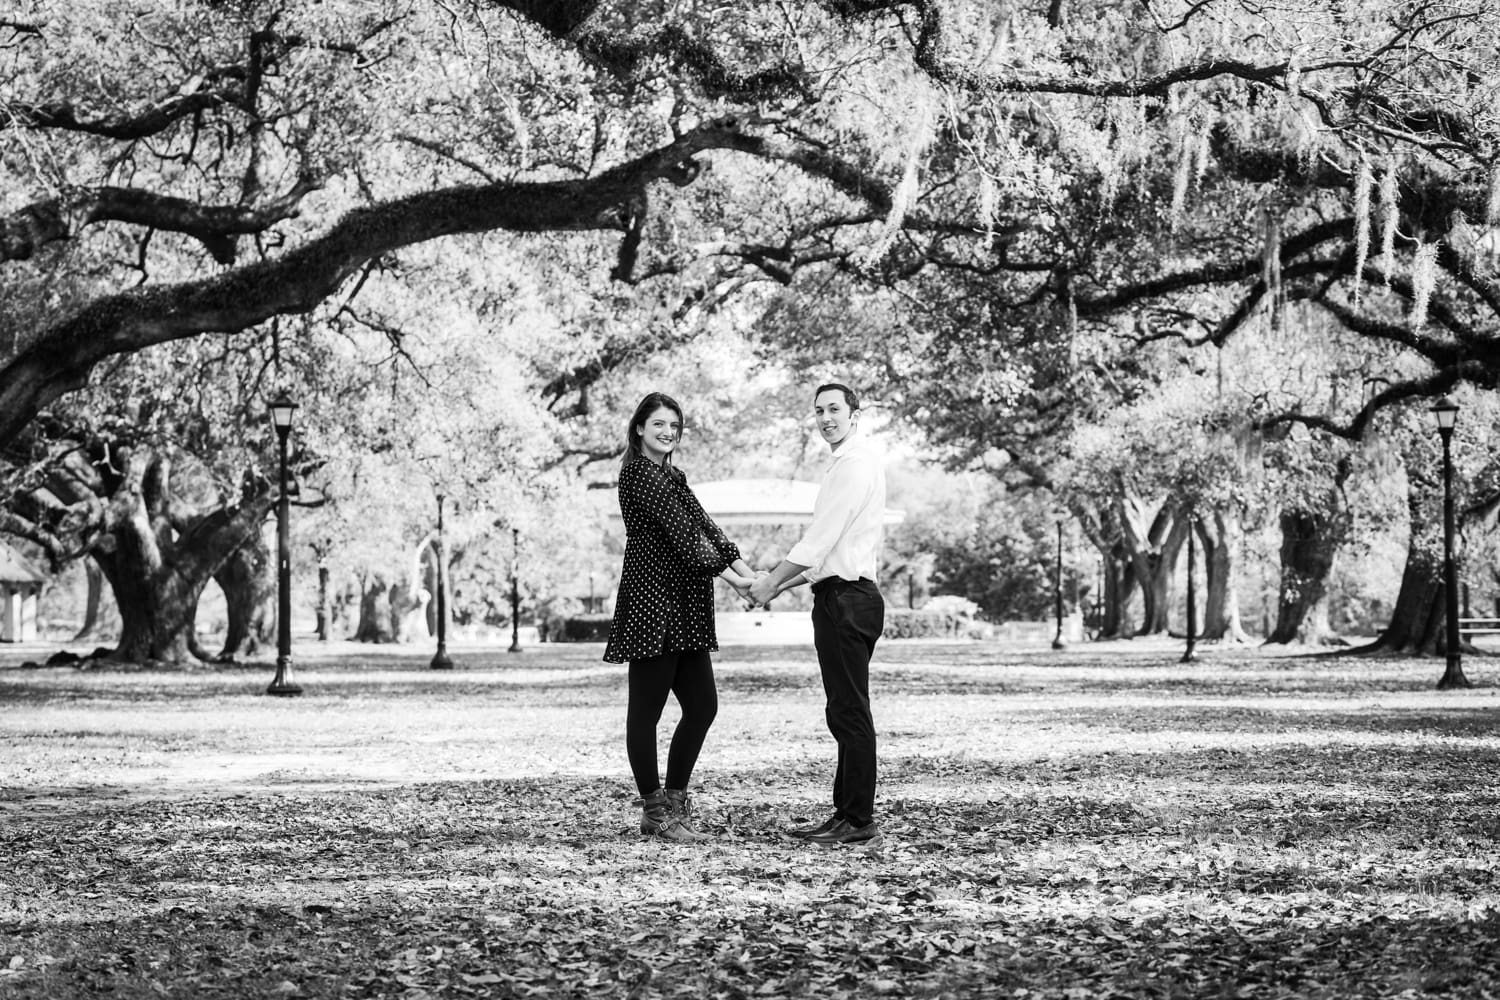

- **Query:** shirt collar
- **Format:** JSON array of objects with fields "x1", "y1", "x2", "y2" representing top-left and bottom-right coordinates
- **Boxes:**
[{"x1": 830, "y1": 428, "x2": 868, "y2": 461}]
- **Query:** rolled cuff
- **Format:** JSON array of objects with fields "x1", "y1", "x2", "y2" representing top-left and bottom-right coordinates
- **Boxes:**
[{"x1": 785, "y1": 541, "x2": 824, "y2": 573}]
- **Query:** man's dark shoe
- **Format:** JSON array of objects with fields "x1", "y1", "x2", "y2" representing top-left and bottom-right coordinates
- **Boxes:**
[
  {"x1": 806, "y1": 819, "x2": 880, "y2": 846},
  {"x1": 787, "y1": 814, "x2": 841, "y2": 839}
]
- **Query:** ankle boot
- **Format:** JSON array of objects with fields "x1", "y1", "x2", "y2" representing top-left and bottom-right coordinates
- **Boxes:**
[
  {"x1": 664, "y1": 788, "x2": 711, "y2": 842},
  {"x1": 637, "y1": 789, "x2": 697, "y2": 842},
  {"x1": 638, "y1": 789, "x2": 674, "y2": 834}
]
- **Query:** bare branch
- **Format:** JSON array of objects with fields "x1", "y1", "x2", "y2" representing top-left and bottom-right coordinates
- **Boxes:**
[
  {"x1": 397, "y1": 134, "x2": 501, "y2": 184},
  {"x1": 1258, "y1": 363, "x2": 1494, "y2": 440},
  {"x1": 1, "y1": 175, "x2": 321, "y2": 265},
  {"x1": 1, "y1": 69, "x2": 249, "y2": 138}
]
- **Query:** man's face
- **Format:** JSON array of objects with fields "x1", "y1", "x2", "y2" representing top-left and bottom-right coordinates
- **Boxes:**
[{"x1": 814, "y1": 389, "x2": 856, "y2": 448}]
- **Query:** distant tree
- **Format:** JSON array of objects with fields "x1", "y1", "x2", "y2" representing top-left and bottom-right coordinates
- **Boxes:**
[{"x1": 0, "y1": 335, "x2": 290, "y2": 663}]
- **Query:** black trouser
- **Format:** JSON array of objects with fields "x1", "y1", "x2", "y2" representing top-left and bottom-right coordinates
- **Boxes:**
[
  {"x1": 626, "y1": 649, "x2": 718, "y2": 797},
  {"x1": 811, "y1": 577, "x2": 884, "y2": 827}
]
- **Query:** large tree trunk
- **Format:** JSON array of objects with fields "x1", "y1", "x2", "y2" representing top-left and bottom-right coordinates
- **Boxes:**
[
  {"x1": 1197, "y1": 510, "x2": 1252, "y2": 642},
  {"x1": 1377, "y1": 546, "x2": 1446, "y2": 654},
  {"x1": 1300, "y1": 595, "x2": 1339, "y2": 647},
  {"x1": 1099, "y1": 543, "x2": 1131, "y2": 638},
  {"x1": 1366, "y1": 447, "x2": 1470, "y2": 667},
  {"x1": 214, "y1": 531, "x2": 272, "y2": 660},
  {"x1": 315, "y1": 559, "x2": 331, "y2": 641},
  {"x1": 1080, "y1": 502, "x2": 1139, "y2": 639},
  {"x1": 354, "y1": 573, "x2": 398, "y2": 643},
  {"x1": 1117, "y1": 496, "x2": 1186, "y2": 636},
  {"x1": 104, "y1": 562, "x2": 197, "y2": 663},
  {"x1": 71, "y1": 559, "x2": 110, "y2": 641},
  {"x1": 91, "y1": 448, "x2": 274, "y2": 664},
  {"x1": 1264, "y1": 449, "x2": 1356, "y2": 645},
  {"x1": 1265, "y1": 508, "x2": 1343, "y2": 645}
]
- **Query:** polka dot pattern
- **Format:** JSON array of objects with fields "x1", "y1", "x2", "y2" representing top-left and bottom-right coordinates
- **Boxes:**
[{"x1": 603, "y1": 457, "x2": 740, "y2": 664}]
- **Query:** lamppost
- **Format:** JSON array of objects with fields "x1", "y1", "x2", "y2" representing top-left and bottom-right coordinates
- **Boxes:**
[
  {"x1": 509, "y1": 527, "x2": 522, "y2": 653},
  {"x1": 1431, "y1": 397, "x2": 1470, "y2": 689},
  {"x1": 1181, "y1": 508, "x2": 1197, "y2": 664},
  {"x1": 1051, "y1": 513, "x2": 1066, "y2": 650},
  {"x1": 430, "y1": 493, "x2": 454, "y2": 670},
  {"x1": 266, "y1": 392, "x2": 302, "y2": 697}
]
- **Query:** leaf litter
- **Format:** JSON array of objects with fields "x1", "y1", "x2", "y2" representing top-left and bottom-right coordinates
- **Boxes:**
[{"x1": 1, "y1": 641, "x2": 1498, "y2": 997}]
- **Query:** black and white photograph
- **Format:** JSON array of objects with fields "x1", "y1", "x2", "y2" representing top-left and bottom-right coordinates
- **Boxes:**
[{"x1": 3, "y1": 1, "x2": 1498, "y2": 997}]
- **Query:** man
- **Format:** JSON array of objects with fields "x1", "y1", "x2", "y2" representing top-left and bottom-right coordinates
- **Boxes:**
[{"x1": 749, "y1": 382, "x2": 886, "y2": 846}]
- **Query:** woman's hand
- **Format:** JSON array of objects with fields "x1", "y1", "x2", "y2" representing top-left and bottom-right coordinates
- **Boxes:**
[
  {"x1": 722, "y1": 570, "x2": 768, "y2": 609},
  {"x1": 722, "y1": 570, "x2": 755, "y2": 590}
]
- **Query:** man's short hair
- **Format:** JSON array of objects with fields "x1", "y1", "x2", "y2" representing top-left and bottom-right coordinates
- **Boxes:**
[{"x1": 814, "y1": 382, "x2": 859, "y2": 411}]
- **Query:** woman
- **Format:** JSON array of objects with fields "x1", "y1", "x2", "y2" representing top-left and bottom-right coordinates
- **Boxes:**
[{"x1": 604, "y1": 392, "x2": 757, "y2": 842}]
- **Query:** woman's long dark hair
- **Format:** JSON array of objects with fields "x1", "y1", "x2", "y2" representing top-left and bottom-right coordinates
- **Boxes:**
[{"x1": 622, "y1": 392, "x2": 685, "y2": 471}]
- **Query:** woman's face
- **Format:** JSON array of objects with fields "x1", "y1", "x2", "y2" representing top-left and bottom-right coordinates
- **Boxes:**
[{"x1": 636, "y1": 405, "x2": 682, "y2": 464}]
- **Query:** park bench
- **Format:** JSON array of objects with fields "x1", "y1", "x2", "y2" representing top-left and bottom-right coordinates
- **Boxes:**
[{"x1": 1459, "y1": 617, "x2": 1500, "y2": 636}]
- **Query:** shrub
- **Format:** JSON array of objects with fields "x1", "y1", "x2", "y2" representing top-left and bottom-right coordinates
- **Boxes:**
[
  {"x1": 550, "y1": 614, "x2": 612, "y2": 642},
  {"x1": 920, "y1": 595, "x2": 982, "y2": 619},
  {"x1": 883, "y1": 608, "x2": 969, "y2": 639}
]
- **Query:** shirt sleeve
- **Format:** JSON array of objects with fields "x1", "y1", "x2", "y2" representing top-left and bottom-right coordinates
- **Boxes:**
[
  {"x1": 623, "y1": 461, "x2": 732, "y2": 576},
  {"x1": 786, "y1": 452, "x2": 877, "y2": 572}
]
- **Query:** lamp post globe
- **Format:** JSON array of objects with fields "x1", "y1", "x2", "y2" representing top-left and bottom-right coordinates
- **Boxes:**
[
  {"x1": 267, "y1": 392, "x2": 302, "y2": 696},
  {"x1": 269, "y1": 393, "x2": 297, "y2": 434},
  {"x1": 1430, "y1": 397, "x2": 1470, "y2": 689}
]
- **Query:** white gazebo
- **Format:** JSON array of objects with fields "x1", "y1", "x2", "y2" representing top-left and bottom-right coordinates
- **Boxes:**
[
  {"x1": 684, "y1": 478, "x2": 906, "y2": 527},
  {"x1": 605, "y1": 478, "x2": 906, "y2": 527},
  {"x1": 0, "y1": 542, "x2": 44, "y2": 642}
]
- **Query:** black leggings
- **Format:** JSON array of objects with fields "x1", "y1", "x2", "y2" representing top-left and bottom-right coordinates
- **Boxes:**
[{"x1": 626, "y1": 650, "x2": 718, "y2": 797}]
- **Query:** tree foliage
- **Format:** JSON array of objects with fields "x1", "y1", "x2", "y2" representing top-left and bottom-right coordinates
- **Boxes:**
[{"x1": 8, "y1": 1, "x2": 1500, "y2": 654}]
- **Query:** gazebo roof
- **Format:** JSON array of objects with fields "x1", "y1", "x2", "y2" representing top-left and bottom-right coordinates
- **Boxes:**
[
  {"x1": 0, "y1": 541, "x2": 45, "y2": 585},
  {"x1": 678, "y1": 478, "x2": 905, "y2": 526}
]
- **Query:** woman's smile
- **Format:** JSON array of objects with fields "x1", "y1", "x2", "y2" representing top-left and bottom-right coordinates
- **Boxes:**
[{"x1": 637, "y1": 407, "x2": 682, "y2": 464}]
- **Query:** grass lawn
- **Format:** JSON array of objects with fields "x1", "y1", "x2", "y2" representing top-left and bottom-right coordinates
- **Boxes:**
[{"x1": 2, "y1": 638, "x2": 1498, "y2": 999}]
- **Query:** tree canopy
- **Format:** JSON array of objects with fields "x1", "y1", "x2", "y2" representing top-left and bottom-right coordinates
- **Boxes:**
[
  {"x1": 7, "y1": 0, "x2": 1500, "y2": 657},
  {"x1": 9, "y1": 1, "x2": 1493, "y2": 441}
]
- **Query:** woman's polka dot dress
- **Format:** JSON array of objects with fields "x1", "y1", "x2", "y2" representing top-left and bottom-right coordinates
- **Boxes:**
[{"x1": 603, "y1": 456, "x2": 740, "y2": 664}]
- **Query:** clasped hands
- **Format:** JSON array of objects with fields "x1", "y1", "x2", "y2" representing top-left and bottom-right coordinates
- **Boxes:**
[{"x1": 725, "y1": 569, "x2": 779, "y2": 609}]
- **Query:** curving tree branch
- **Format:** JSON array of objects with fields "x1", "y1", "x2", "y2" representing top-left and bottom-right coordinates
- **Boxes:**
[
  {"x1": 0, "y1": 82, "x2": 245, "y2": 139},
  {"x1": 0, "y1": 175, "x2": 321, "y2": 265},
  {"x1": 0, "y1": 116, "x2": 891, "y2": 448},
  {"x1": 1257, "y1": 362, "x2": 1497, "y2": 441}
]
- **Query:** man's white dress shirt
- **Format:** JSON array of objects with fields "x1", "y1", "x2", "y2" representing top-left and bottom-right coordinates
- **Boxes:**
[{"x1": 787, "y1": 431, "x2": 886, "y2": 585}]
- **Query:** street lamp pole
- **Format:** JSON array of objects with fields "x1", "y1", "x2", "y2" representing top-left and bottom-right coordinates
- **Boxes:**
[
  {"x1": 430, "y1": 493, "x2": 454, "y2": 670},
  {"x1": 1181, "y1": 509, "x2": 1197, "y2": 664},
  {"x1": 509, "y1": 526, "x2": 522, "y2": 653},
  {"x1": 266, "y1": 392, "x2": 302, "y2": 697},
  {"x1": 1432, "y1": 398, "x2": 1470, "y2": 689},
  {"x1": 1051, "y1": 515, "x2": 1066, "y2": 650}
]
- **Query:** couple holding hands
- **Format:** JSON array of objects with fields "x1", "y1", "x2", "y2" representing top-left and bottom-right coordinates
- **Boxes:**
[{"x1": 603, "y1": 384, "x2": 887, "y2": 846}]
